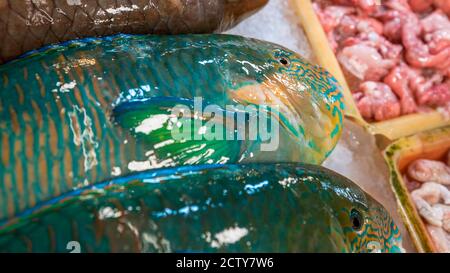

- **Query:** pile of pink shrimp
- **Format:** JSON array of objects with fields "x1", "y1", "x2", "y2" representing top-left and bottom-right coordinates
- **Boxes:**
[
  {"x1": 314, "y1": 0, "x2": 450, "y2": 121},
  {"x1": 404, "y1": 152, "x2": 450, "y2": 252}
]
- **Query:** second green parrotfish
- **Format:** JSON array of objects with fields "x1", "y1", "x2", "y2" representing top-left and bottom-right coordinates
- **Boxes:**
[
  {"x1": 0, "y1": 163, "x2": 402, "y2": 253},
  {"x1": 0, "y1": 34, "x2": 344, "y2": 220}
]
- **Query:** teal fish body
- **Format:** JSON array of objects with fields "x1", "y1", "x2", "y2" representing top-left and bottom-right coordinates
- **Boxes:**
[
  {"x1": 0, "y1": 34, "x2": 344, "y2": 220},
  {"x1": 0, "y1": 163, "x2": 402, "y2": 253}
]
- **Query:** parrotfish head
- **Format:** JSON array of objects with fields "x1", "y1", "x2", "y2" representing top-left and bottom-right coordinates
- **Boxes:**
[
  {"x1": 295, "y1": 165, "x2": 403, "y2": 253},
  {"x1": 332, "y1": 187, "x2": 404, "y2": 253},
  {"x1": 111, "y1": 35, "x2": 344, "y2": 167},
  {"x1": 362, "y1": 197, "x2": 404, "y2": 253},
  {"x1": 222, "y1": 36, "x2": 345, "y2": 163}
]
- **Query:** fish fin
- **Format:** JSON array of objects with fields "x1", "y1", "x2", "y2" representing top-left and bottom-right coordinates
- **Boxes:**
[{"x1": 113, "y1": 97, "x2": 243, "y2": 165}]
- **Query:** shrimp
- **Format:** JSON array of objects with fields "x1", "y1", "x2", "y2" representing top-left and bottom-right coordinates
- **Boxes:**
[
  {"x1": 433, "y1": 204, "x2": 450, "y2": 232},
  {"x1": 384, "y1": 63, "x2": 418, "y2": 114},
  {"x1": 402, "y1": 13, "x2": 450, "y2": 70},
  {"x1": 353, "y1": 81, "x2": 401, "y2": 121},
  {"x1": 426, "y1": 224, "x2": 450, "y2": 253},
  {"x1": 421, "y1": 11, "x2": 450, "y2": 55},
  {"x1": 411, "y1": 182, "x2": 450, "y2": 226},
  {"x1": 408, "y1": 159, "x2": 450, "y2": 185}
]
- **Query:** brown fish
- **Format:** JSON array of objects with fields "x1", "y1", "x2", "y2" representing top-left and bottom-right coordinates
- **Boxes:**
[{"x1": 0, "y1": 0, "x2": 268, "y2": 64}]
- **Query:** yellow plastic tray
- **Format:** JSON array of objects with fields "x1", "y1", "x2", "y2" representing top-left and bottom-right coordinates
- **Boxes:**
[
  {"x1": 291, "y1": 0, "x2": 450, "y2": 140},
  {"x1": 383, "y1": 126, "x2": 450, "y2": 252}
]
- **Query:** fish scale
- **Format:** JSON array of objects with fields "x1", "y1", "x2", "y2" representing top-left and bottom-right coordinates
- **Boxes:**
[
  {"x1": 0, "y1": 0, "x2": 268, "y2": 64},
  {"x1": 0, "y1": 34, "x2": 344, "y2": 221},
  {"x1": 0, "y1": 163, "x2": 402, "y2": 253}
]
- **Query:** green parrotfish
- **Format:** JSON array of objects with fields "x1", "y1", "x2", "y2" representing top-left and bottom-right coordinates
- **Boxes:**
[
  {"x1": 0, "y1": 34, "x2": 344, "y2": 220},
  {"x1": 0, "y1": 163, "x2": 403, "y2": 253}
]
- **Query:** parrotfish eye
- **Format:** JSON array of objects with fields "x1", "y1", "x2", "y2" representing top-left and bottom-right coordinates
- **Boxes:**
[
  {"x1": 278, "y1": 57, "x2": 290, "y2": 67},
  {"x1": 272, "y1": 49, "x2": 291, "y2": 68},
  {"x1": 350, "y1": 209, "x2": 363, "y2": 231}
]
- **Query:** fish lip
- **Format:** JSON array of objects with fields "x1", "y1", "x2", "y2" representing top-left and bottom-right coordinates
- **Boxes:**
[
  {"x1": 366, "y1": 238, "x2": 405, "y2": 253},
  {"x1": 367, "y1": 241, "x2": 382, "y2": 253},
  {"x1": 390, "y1": 238, "x2": 406, "y2": 253}
]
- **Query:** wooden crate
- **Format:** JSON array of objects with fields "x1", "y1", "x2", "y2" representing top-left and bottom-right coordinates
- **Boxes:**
[{"x1": 383, "y1": 126, "x2": 450, "y2": 252}]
